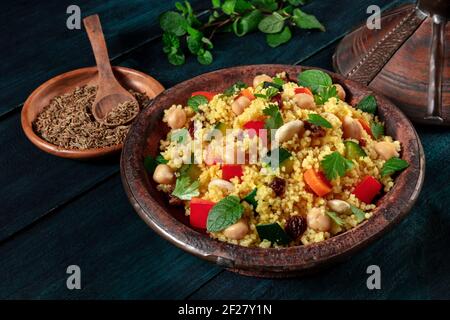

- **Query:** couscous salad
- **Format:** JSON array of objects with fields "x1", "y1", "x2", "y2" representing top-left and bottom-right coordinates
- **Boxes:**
[{"x1": 144, "y1": 69, "x2": 409, "y2": 248}]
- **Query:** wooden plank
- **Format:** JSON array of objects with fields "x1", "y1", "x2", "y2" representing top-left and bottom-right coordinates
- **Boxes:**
[
  {"x1": 0, "y1": 174, "x2": 221, "y2": 299},
  {"x1": 0, "y1": 0, "x2": 205, "y2": 117}
]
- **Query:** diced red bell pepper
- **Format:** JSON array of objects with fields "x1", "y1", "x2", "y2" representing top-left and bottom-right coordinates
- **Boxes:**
[
  {"x1": 222, "y1": 164, "x2": 243, "y2": 181},
  {"x1": 353, "y1": 176, "x2": 382, "y2": 204},
  {"x1": 243, "y1": 120, "x2": 265, "y2": 138},
  {"x1": 295, "y1": 87, "x2": 313, "y2": 96},
  {"x1": 189, "y1": 198, "x2": 216, "y2": 229},
  {"x1": 358, "y1": 119, "x2": 373, "y2": 138},
  {"x1": 191, "y1": 91, "x2": 216, "y2": 101}
]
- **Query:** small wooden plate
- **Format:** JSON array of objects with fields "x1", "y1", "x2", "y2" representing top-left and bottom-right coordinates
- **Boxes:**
[
  {"x1": 121, "y1": 65, "x2": 425, "y2": 277},
  {"x1": 21, "y1": 66, "x2": 164, "y2": 159}
]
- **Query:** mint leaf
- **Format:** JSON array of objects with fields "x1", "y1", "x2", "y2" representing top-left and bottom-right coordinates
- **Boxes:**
[
  {"x1": 356, "y1": 95, "x2": 377, "y2": 114},
  {"x1": 350, "y1": 205, "x2": 366, "y2": 223},
  {"x1": 233, "y1": 9, "x2": 263, "y2": 37},
  {"x1": 221, "y1": 0, "x2": 236, "y2": 15},
  {"x1": 160, "y1": 11, "x2": 187, "y2": 36},
  {"x1": 266, "y1": 26, "x2": 292, "y2": 47},
  {"x1": 292, "y1": 8, "x2": 325, "y2": 31},
  {"x1": 258, "y1": 12, "x2": 285, "y2": 34},
  {"x1": 371, "y1": 122, "x2": 384, "y2": 139},
  {"x1": 252, "y1": 0, "x2": 278, "y2": 12},
  {"x1": 243, "y1": 188, "x2": 258, "y2": 210},
  {"x1": 308, "y1": 114, "x2": 332, "y2": 128},
  {"x1": 197, "y1": 49, "x2": 213, "y2": 65},
  {"x1": 321, "y1": 151, "x2": 354, "y2": 180},
  {"x1": 381, "y1": 157, "x2": 409, "y2": 177},
  {"x1": 263, "y1": 104, "x2": 283, "y2": 129},
  {"x1": 167, "y1": 48, "x2": 185, "y2": 65},
  {"x1": 297, "y1": 69, "x2": 332, "y2": 93},
  {"x1": 162, "y1": 32, "x2": 180, "y2": 53},
  {"x1": 223, "y1": 81, "x2": 248, "y2": 96},
  {"x1": 326, "y1": 211, "x2": 345, "y2": 226},
  {"x1": 263, "y1": 81, "x2": 283, "y2": 91},
  {"x1": 187, "y1": 94, "x2": 208, "y2": 112},
  {"x1": 272, "y1": 77, "x2": 285, "y2": 86},
  {"x1": 207, "y1": 195, "x2": 244, "y2": 232},
  {"x1": 172, "y1": 175, "x2": 199, "y2": 200}
]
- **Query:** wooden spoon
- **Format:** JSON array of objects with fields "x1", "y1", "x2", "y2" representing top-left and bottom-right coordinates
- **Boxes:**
[{"x1": 83, "y1": 14, "x2": 138, "y2": 126}]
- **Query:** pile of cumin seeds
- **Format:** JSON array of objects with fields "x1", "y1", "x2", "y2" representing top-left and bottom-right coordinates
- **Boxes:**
[{"x1": 33, "y1": 85, "x2": 150, "y2": 150}]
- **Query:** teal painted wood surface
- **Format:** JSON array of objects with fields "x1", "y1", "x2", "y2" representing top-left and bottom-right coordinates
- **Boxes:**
[{"x1": 2, "y1": 0, "x2": 449, "y2": 300}]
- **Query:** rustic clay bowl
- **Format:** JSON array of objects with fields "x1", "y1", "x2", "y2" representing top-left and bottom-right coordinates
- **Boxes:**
[
  {"x1": 21, "y1": 66, "x2": 164, "y2": 159},
  {"x1": 121, "y1": 65, "x2": 425, "y2": 277}
]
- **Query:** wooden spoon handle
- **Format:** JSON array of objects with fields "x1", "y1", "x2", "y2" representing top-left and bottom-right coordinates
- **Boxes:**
[{"x1": 83, "y1": 15, "x2": 115, "y2": 84}]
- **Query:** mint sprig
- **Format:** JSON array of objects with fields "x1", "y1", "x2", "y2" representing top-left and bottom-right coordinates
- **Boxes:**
[
  {"x1": 206, "y1": 195, "x2": 244, "y2": 232},
  {"x1": 321, "y1": 151, "x2": 354, "y2": 180}
]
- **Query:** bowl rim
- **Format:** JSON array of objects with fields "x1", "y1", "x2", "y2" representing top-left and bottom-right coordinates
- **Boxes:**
[
  {"x1": 120, "y1": 64, "x2": 425, "y2": 275},
  {"x1": 21, "y1": 66, "x2": 164, "y2": 159}
]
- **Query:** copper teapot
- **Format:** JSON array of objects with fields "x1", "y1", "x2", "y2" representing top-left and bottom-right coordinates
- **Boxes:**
[{"x1": 333, "y1": 0, "x2": 449, "y2": 125}]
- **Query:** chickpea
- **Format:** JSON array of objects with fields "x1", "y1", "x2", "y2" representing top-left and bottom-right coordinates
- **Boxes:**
[
  {"x1": 223, "y1": 219, "x2": 249, "y2": 240},
  {"x1": 333, "y1": 84, "x2": 346, "y2": 101},
  {"x1": 342, "y1": 116, "x2": 363, "y2": 140},
  {"x1": 253, "y1": 74, "x2": 272, "y2": 88},
  {"x1": 167, "y1": 108, "x2": 187, "y2": 129},
  {"x1": 307, "y1": 208, "x2": 331, "y2": 232},
  {"x1": 231, "y1": 96, "x2": 251, "y2": 115},
  {"x1": 153, "y1": 164, "x2": 175, "y2": 184},
  {"x1": 374, "y1": 141, "x2": 399, "y2": 160},
  {"x1": 275, "y1": 120, "x2": 305, "y2": 144},
  {"x1": 327, "y1": 199, "x2": 351, "y2": 214},
  {"x1": 293, "y1": 93, "x2": 316, "y2": 109}
]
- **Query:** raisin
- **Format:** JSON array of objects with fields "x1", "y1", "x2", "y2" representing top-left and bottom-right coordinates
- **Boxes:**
[
  {"x1": 359, "y1": 138, "x2": 367, "y2": 147},
  {"x1": 304, "y1": 121, "x2": 326, "y2": 138},
  {"x1": 269, "y1": 177, "x2": 286, "y2": 197},
  {"x1": 271, "y1": 93, "x2": 283, "y2": 108},
  {"x1": 188, "y1": 121, "x2": 195, "y2": 138},
  {"x1": 285, "y1": 216, "x2": 307, "y2": 239}
]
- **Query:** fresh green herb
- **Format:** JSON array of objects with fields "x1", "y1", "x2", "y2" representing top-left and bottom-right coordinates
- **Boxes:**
[
  {"x1": 156, "y1": 154, "x2": 168, "y2": 164},
  {"x1": 263, "y1": 104, "x2": 283, "y2": 129},
  {"x1": 256, "y1": 222, "x2": 291, "y2": 245},
  {"x1": 356, "y1": 95, "x2": 377, "y2": 114},
  {"x1": 171, "y1": 128, "x2": 189, "y2": 144},
  {"x1": 321, "y1": 151, "x2": 354, "y2": 180},
  {"x1": 187, "y1": 94, "x2": 208, "y2": 112},
  {"x1": 263, "y1": 81, "x2": 283, "y2": 91},
  {"x1": 350, "y1": 205, "x2": 366, "y2": 223},
  {"x1": 297, "y1": 69, "x2": 332, "y2": 94},
  {"x1": 314, "y1": 85, "x2": 338, "y2": 105},
  {"x1": 265, "y1": 147, "x2": 292, "y2": 169},
  {"x1": 243, "y1": 188, "x2": 258, "y2": 210},
  {"x1": 381, "y1": 157, "x2": 409, "y2": 177},
  {"x1": 179, "y1": 163, "x2": 202, "y2": 181},
  {"x1": 308, "y1": 114, "x2": 332, "y2": 128},
  {"x1": 223, "y1": 81, "x2": 248, "y2": 96},
  {"x1": 206, "y1": 195, "x2": 244, "y2": 232},
  {"x1": 292, "y1": 8, "x2": 325, "y2": 31},
  {"x1": 371, "y1": 122, "x2": 384, "y2": 139},
  {"x1": 159, "y1": 0, "x2": 325, "y2": 65},
  {"x1": 172, "y1": 175, "x2": 200, "y2": 200},
  {"x1": 266, "y1": 26, "x2": 292, "y2": 48},
  {"x1": 326, "y1": 211, "x2": 345, "y2": 226},
  {"x1": 272, "y1": 77, "x2": 285, "y2": 86}
]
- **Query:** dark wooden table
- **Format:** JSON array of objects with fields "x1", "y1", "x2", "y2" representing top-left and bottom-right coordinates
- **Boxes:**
[{"x1": 1, "y1": 0, "x2": 449, "y2": 299}]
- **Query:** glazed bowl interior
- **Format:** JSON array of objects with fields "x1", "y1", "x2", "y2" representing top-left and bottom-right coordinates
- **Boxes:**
[
  {"x1": 21, "y1": 66, "x2": 164, "y2": 159},
  {"x1": 121, "y1": 64, "x2": 425, "y2": 277}
]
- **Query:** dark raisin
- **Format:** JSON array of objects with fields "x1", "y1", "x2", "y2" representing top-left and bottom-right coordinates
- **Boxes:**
[
  {"x1": 304, "y1": 121, "x2": 326, "y2": 138},
  {"x1": 188, "y1": 121, "x2": 195, "y2": 138},
  {"x1": 271, "y1": 93, "x2": 283, "y2": 108},
  {"x1": 269, "y1": 177, "x2": 286, "y2": 197},
  {"x1": 359, "y1": 138, "x2": 367, "y2": 147},
  {"x1": 285, "y1": 216, "x2": 307, "y2": 239}
]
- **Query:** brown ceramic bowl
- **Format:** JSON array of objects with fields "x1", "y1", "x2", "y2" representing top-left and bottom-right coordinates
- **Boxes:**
[
  {"x1": 121, "y1": 65, "x2": 425, "y2": 277},
  {"x1": 21, "y1": 66, "x2": 164, "y2": 159}
]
